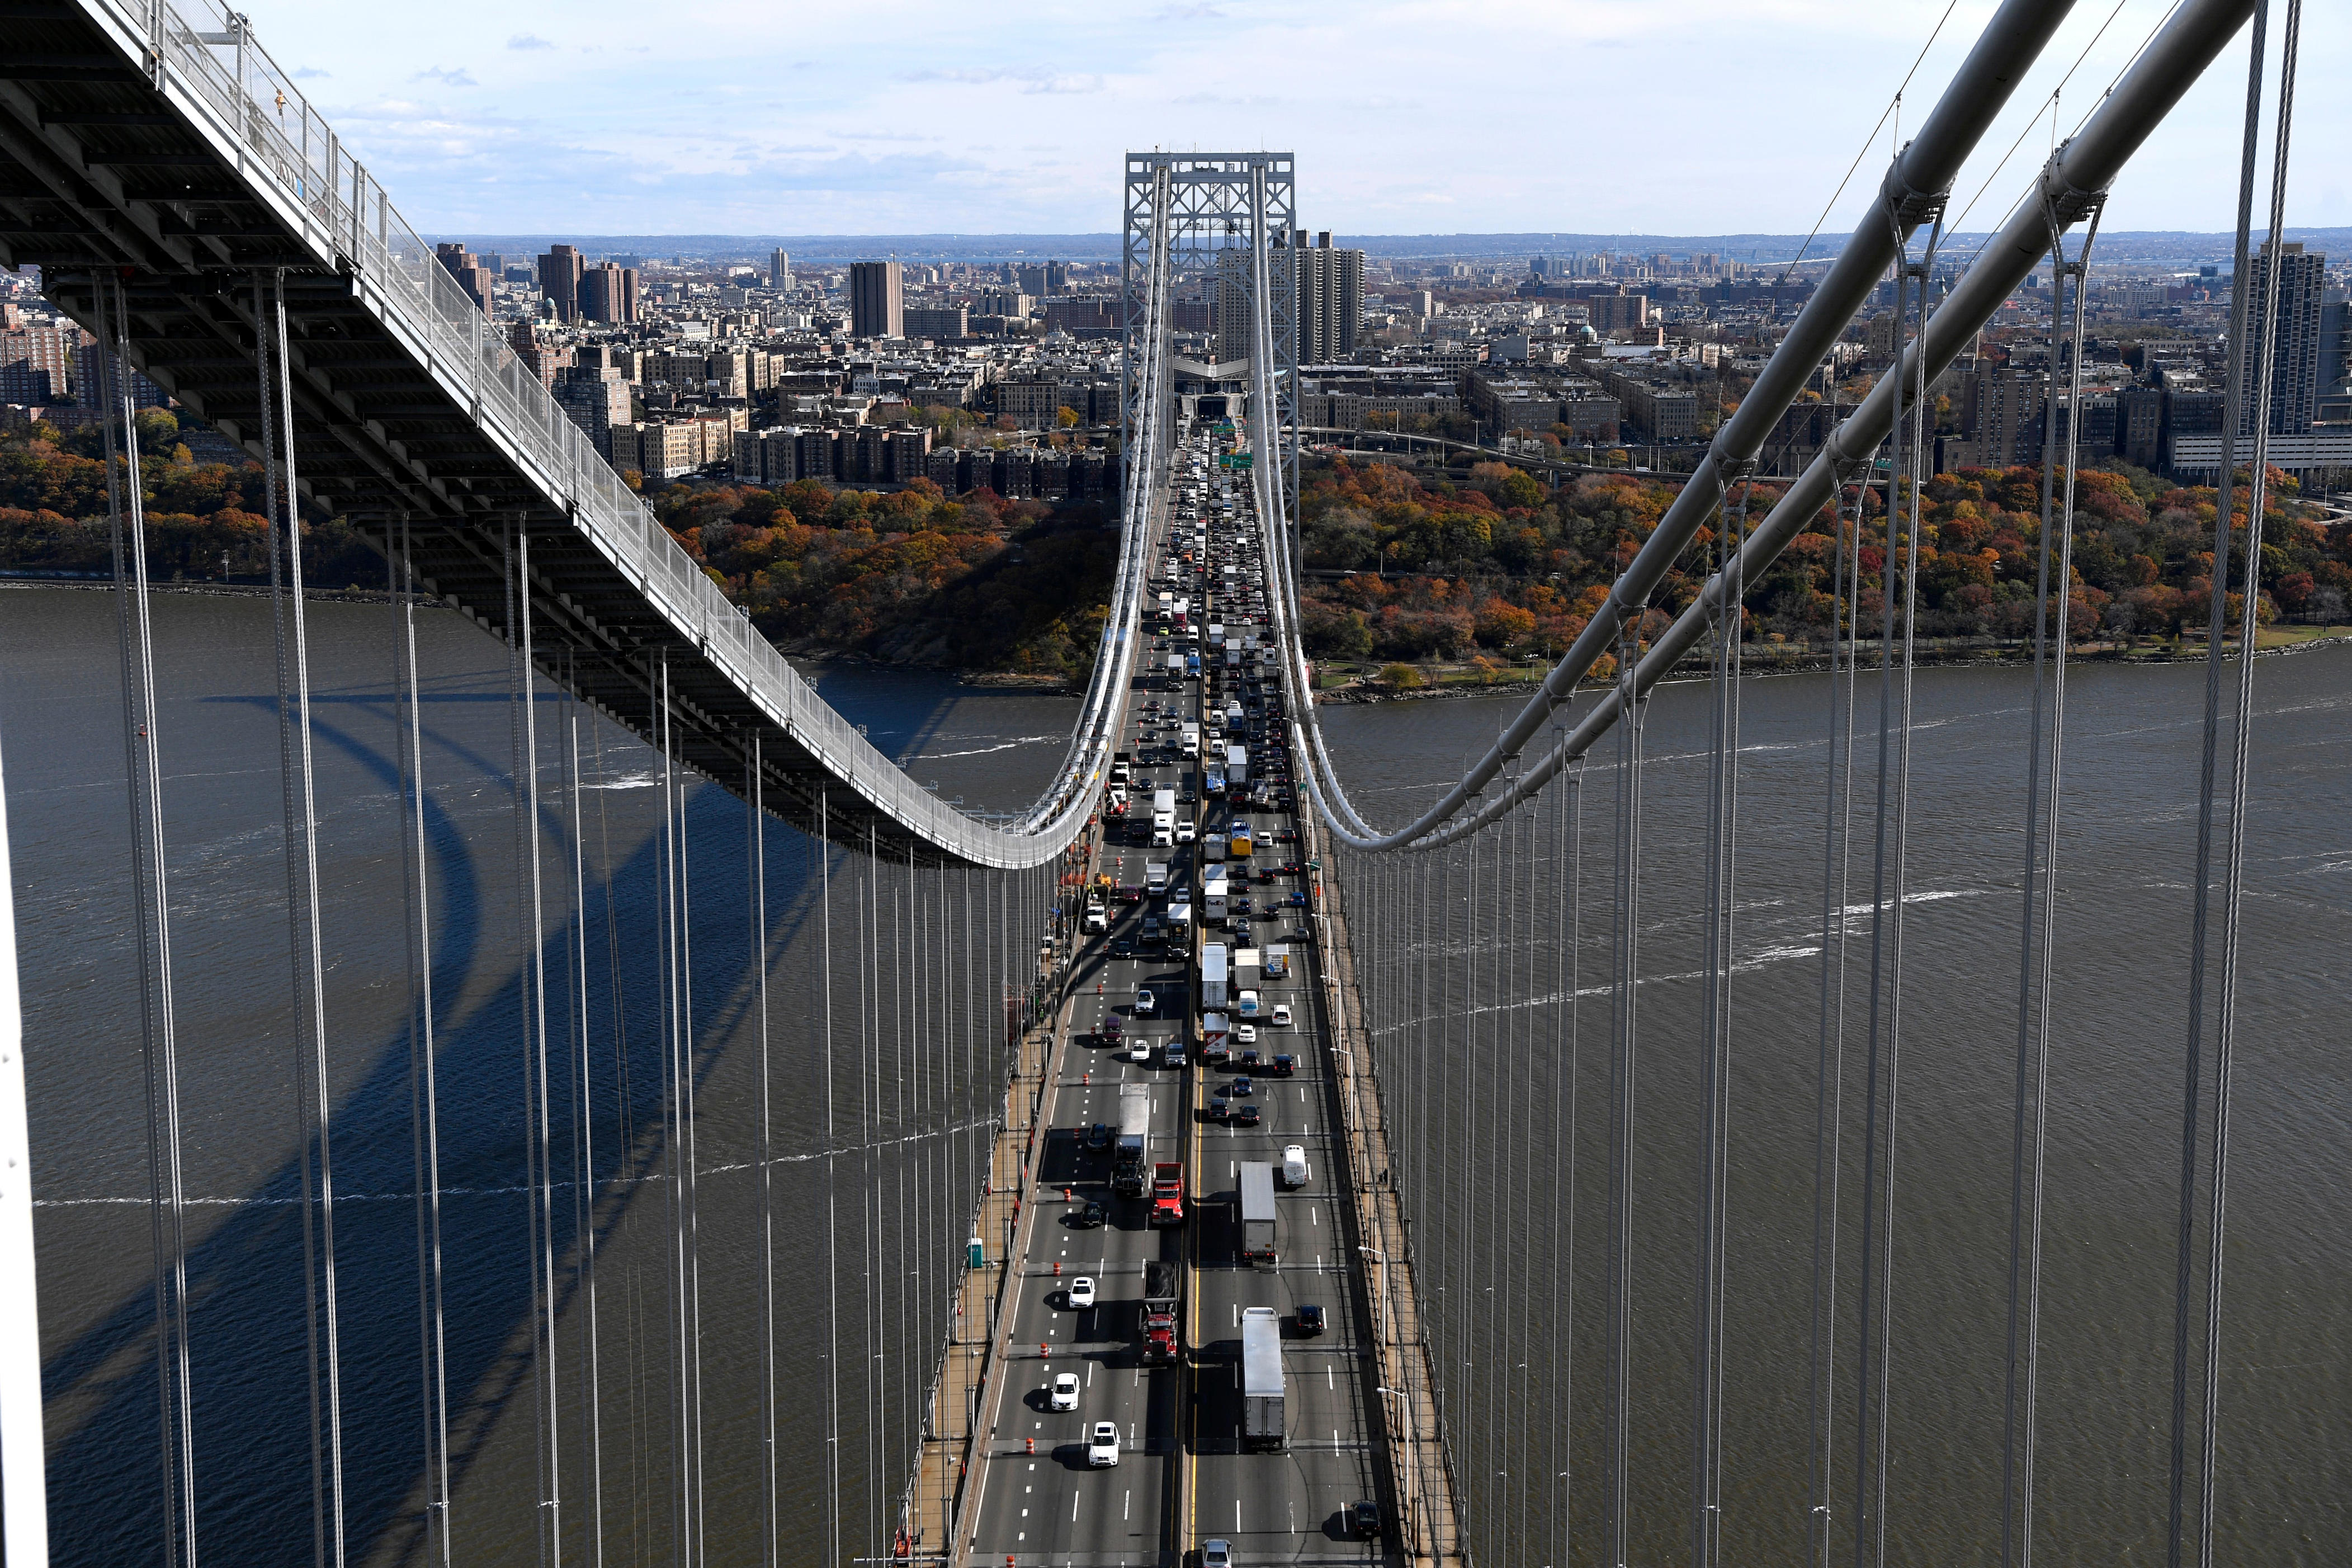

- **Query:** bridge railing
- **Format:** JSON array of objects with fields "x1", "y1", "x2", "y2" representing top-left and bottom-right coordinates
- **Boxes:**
[{"x1": 88, "y1": 0, "x2": 1141, "y2": 866}]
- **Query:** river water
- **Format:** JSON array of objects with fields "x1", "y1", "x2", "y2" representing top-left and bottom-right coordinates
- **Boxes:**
[{"x1": 3, "y1": 585, "x2": 2346, "y2": 1565}]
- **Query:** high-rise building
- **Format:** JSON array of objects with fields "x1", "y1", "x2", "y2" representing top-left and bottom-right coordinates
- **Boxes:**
[
  {"x1": 2234, "y1": 240, "x2": 2327, "y2": 436},
  {"x1": 556, "y1": 366, "x2": 634, "y2": 457},
  {"x1": 1016, "y1": 261, "x2": 1068, "y2": 296},
  {"x1": 849, "y1": 261, "x2": 904, "y2": 338},
  {"x1": 537, "y1": 244, "x2": 585, "y2": 323},
  {"x1": 2317, "y1": 294, "x2": 2349, "y2": 400},
  {"x1": 771, "y1": 248, "x2": 793, "y2": 290},
  {"x1": 1294, "y1": 232, "x2": 1364, "y2": 363},
  {"x1": 581, "y1": 262, "x2": 641, "y2": 325},
  {"x1": 434, "y1": 243, "x2": 496, "y2": 313},
  {"x1": 1214, "y1": 233, "x2": 1363, "y2": 365}
]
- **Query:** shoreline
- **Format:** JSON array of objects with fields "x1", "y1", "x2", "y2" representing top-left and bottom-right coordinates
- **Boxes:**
[
  {"x1": 1313, "y1": 632, "x2": 2352, "y2": 703},
  {"x1": 11, "y1": 577, "x2": 2343, "y2": 700}
]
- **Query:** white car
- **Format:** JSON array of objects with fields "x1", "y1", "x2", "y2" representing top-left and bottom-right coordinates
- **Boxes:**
[
  {"x1": 1067, "y1": 1277, "x2": 1097, "y2": 1310},
  {"x1": 1087, "y1": 1420, "x2": 1120, "y2": 1467},
  {"x1": 1282, "y1": 1144, "x2": 1310, "y2": 1188},
  {"x1": 1202, "y1": 1541, "x2": 1231, "y2": 1568},
  {"x1": 1176, "y1": 821, "x2": 1197, "y2": 843},
  {"x1": 1234, "y1": 1023, "x2": 1257, "y2": 1046},
  {"x1": 1129, "y1": 1038, "x2": 1153, "y2": 1063},
  {"x1": 1271, "y1": 1003, "x2": 1293, "y2": 1027},
  {"x1": 1134, "y1": 988, "x2": 1157, "y2": 1017},
  {"x1": 1050, "y1": 1371, "x2": 1080, "y2": 1411}
]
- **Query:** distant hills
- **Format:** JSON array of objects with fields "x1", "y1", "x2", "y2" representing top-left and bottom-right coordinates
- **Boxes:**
[{"x1": 433, "y1": 229, "x2": 2352, "y2": 269}]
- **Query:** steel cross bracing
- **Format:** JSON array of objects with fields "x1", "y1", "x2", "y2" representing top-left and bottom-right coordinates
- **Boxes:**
[
  {"x1": 1123, "y1": 154, "x2": 1299, "y2": 527},
  {"x1": 0, "y1": 0, "x2": 1180, "y2": 870}
]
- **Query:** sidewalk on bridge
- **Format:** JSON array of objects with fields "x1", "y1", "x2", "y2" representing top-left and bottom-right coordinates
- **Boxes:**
[{"x1": 1307, "y1": 823, "x2": 1468, "y2": 1568}]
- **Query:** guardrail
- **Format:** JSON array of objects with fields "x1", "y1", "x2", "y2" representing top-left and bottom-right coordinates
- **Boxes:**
[{"x1": 83, "y1": 0, "x2": 1177, "y2": 869}]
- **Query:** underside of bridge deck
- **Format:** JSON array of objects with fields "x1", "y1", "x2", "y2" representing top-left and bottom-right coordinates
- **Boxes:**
[{"x1": 0, "y1": 10, "x2": 983, "y2": 862}]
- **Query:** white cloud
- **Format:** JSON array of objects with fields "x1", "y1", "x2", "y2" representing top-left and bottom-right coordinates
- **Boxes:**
[
  {"x1": 233, "y1": 0, "x2": 2352, "y2": 234},
  {"x1": 506, "y1": 33, "x2": 555, "y2": 50}
]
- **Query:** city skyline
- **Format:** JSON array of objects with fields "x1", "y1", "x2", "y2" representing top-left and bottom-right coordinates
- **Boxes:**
[{"x1": 250, "y1": 1, "x2": 2349, "y2": 238}]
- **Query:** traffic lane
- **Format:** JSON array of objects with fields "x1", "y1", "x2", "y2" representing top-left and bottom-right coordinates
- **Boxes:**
[
  {"x1": 975, "y1": 1158, "x2": 1168, "y2": 1553},
  {"x1": 1188, "y1": 1263, "x2": 1382, "y2": 1560},
  {"x1": 976, "y1": 1199, "x2": 1154, "y2": 1548}
]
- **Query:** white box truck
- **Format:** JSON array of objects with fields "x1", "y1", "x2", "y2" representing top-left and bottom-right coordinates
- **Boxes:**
[
  {"x1": 1203, "y1": 871, "x2": 1229, "y2": 928},
  {"x1": 1153, "y1": 788, "x2": 1177, "y2": 834},
  {"x1": 1239, "y1": 1162, "x2": 1278, "y2": 1265},
  {"x1": 1241, "y1": 1305, "x2": 1284, "y2": 1451},
  {"x1": 1146, "y1": 860, "x2": 1170, "y2": 895},
  {"x1": 1227, "y1": 744, "x2": 1248, "y2": 787},
  {"x1": 1201, "y1": 943, "x2": 1228, "y2": 1009},
  {"x1": 1114, "y1": 1083, "x2": 1152, "y2": 1196}
]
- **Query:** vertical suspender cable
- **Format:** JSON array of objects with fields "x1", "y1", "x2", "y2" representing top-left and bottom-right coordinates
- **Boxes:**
[
  {"x1": 1849, "y1": 204, "x2": 1928, "y2": 1568},
  {"x1": 566, "y1": 671, "x2": 604, "y2": 1568},
  {"x1": 2199, "y1": 11, "x2": 2301, "y2": 1565},
  {"x1": 821, "y1": 789, "x2": 844, "y2": 1568},
  {"x1": 1870, "y1": 209, "x2": 1940, "y2": 1568},
  {"x1": 1557, "y1": 761, "x2": 1584, "y2": 1568},
  {"x1": 1604, "y1": 607, "x2": 1646, "y2": 1568},
  {"x1": 394, "y1": 518, "x2": 452, "y2": 1566},
  {"x1": 517, "y1": 530, "x2": 564, "y2": 1564},
  {"x1": 650, "y1": 656, "x2": 681, "y2": 1563},
  {"x1": 258, "y1": 269, "x2": 345, "y2": 1568},
  {"x1": 666, "y1": 660, "x2": 706, "y2": 1568},
  {"x1": 588, "y1": 708, "x2": 644, "y2": 1565},
  {"x1": 749, "y1": 743, "x2": 778, "y2": 1568},
  {"x1": 98, "y1": 274, "x2": 195, "y2": 1568},
  {"x1": 2168, "y1": 8, "x2": 2268, "y2": 1560},
  {"x1": 1807, "y1": 454, "x2": 1863, "y2": 1568},
  {"x1": 2001, "y1": 192, "x2": 2103, "y2": 1568},
  {"x1": 1693, "y1": 468, "x2": 1752, "y2": 1568},
  {"x1": 255, "y1": 271, "x2": 322, "y2": 1568}
]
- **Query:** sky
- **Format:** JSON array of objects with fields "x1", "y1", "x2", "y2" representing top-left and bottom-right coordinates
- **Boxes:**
[{"x1": 245, "y1": 0, "x2": 2350, "y2": 243}]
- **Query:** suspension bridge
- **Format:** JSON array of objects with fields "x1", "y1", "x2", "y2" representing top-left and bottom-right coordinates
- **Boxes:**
[{"x1": 0, "y1": 0, "x2": 2336, "y2": 1565}]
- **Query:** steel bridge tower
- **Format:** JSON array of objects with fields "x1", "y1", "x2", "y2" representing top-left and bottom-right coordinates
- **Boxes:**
[{"x1": 1122, "y1": 153, "x2": 1300, "y2": 535}]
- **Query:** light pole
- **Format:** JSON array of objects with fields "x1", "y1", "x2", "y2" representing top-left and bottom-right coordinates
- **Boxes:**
[{"x1": 1374, "y1": 1383, "x2": 1420, "y2": 1559}]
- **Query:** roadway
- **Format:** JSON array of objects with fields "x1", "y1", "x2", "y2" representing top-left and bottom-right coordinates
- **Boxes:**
[
  {"x1": 1181, "y1": 435, "x2": 1388, "y2": 1566},
  {"x1": 962, "y1": 421, "x2": 1393, "y2": 1568}
]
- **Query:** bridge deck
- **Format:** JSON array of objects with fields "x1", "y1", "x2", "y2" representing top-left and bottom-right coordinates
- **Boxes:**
[{"x1": 937, "y1": 426, "x2": 1439, "y2": 1567}]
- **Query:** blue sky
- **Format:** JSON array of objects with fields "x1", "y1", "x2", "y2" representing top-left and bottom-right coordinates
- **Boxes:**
[{"x1": 250, "y1": 1, "x2": 2348, "y2": 240}]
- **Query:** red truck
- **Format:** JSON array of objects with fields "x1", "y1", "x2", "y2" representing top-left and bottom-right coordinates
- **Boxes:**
[
  {"x1": 1149, "y1": 1161, "x2": 1186, "y2": 1227},
  {"x1": 1140, "y1": 1260, "x2": 1180, "y2": 1365}
]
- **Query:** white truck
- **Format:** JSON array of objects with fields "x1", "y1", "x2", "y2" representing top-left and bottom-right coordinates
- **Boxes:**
[
  {"x1": 1113, "y1": 1083, "x2": 1152, "y2": 1196},
  {"x1": 1153, "y1": 788, "x2": 1177, "y2": 838},
  {"x1": 1241, "y1": 1304, "x2": 1284, "y2": 1450},
  {"x1": 1146, "y1": 860, "x2": 1170, "y2": 895},
  {"x1": 1203, "y1": 871, "x2": 1229, "y2": 928},
  {"x1": 1226, "y1": 744, "x2": 1248, "y2": 787},
  {"x1": 1201, "y1": 1010, "x2": 1231, "y2": 1064},
  {"x1": 1180, "y1": 723, "x2": 1201, "y2": 758},
  {"x1": 1201, "y1": 942, "x2": 1229, "y2": 1009}
]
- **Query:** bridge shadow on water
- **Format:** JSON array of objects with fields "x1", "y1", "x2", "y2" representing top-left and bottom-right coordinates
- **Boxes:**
[{"x1": 39, "y1": 659, "x2": 977, "y2": 1566}]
